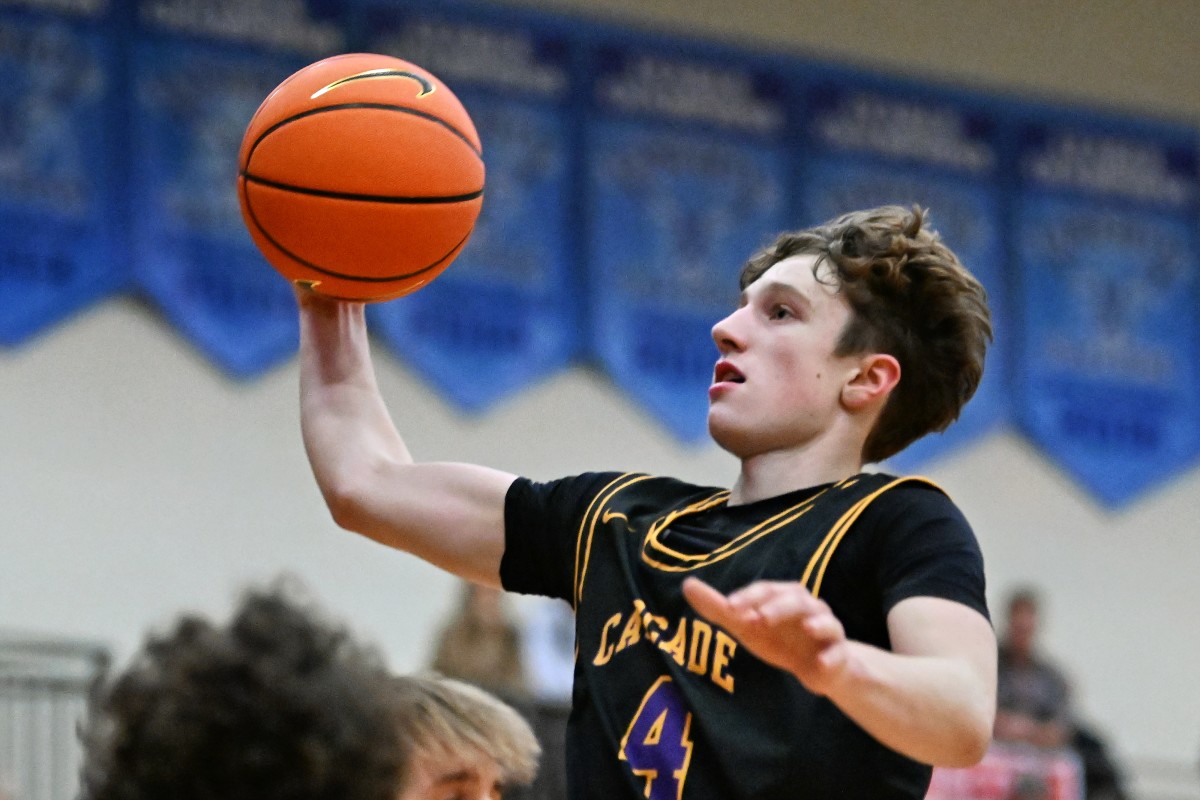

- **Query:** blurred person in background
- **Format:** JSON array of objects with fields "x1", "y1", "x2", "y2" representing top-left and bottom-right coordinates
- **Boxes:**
[
  {"x1": 79, "y1": 583, "x2": 406, "y2": 800},
  {"x1": 518, "y1": 597, "x2": 577, "y2": 800},
  {"x1": 79, "y1": 581, "x2": 539, "y2": 800},
  {"x1": 430, "y1": 581, "x2": 530, "y2": 702},
  {"x1": 995, "y1": 587, "x2": 1072, "y2": 750},
  {"x1": 392, "y1": 673, "x2": 540, "y2": 800},
  {"x1": 521, "y1": 597, "x2": 575, "y2": 707},
  {"x1": 995, "y1": 586, "x2": 1129, "y2": 800}
]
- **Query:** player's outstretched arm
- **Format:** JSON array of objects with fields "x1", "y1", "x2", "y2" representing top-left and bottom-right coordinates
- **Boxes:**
[
  {"x1": 297, "y1": 290, "x2": 516, "y2": 586},
  {"x1": 683, "y1": 578, "x2": 996, "y2": 768}
]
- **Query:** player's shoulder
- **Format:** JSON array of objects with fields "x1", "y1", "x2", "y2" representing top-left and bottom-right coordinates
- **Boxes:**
[
  {"x1": 863, "y1": 471, "x2": 954, "y2": 501},
  {"x1": 858, "y1": 470, "x2": 948, "y2": 493},
  {"x1": 857, "y1": 471, "x2": 969, "y2": 526},
  {"x1": 586, "y1": 471, "x2": 724, "y2": 506},
  {"x1": 530, "y1": 471, "x2": 721, "y2": 508}
]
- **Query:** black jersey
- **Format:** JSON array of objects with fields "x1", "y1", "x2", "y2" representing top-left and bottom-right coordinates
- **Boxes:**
[{"x1": 502, "y1": 471, "x2": 989, "y2": 800}]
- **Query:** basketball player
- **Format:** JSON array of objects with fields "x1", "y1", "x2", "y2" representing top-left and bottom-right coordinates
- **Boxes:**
[
  {"x1": 79, "y1": 585, "x2": 540, "y2": 800},
  {"x1": 296, "y1": 206, "x2": 997, "y2": 799}
]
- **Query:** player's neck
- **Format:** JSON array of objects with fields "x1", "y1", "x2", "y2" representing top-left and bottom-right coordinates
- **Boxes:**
[{"x1": 729, "y1": 445, "x2": 864, "y2": 506}]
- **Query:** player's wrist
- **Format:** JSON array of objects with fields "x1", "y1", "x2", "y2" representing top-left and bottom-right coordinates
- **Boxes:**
[{"x1": 803, "y1": 640, "x2": 861, "y2": 699}]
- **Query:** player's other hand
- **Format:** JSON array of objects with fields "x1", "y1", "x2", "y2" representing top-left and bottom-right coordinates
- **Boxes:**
[{"x1": 683, "y1": 577, "x2": 850, "y2": 696}]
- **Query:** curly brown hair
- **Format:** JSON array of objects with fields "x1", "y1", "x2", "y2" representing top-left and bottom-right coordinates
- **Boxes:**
[
  {"x1": 79, "y1": 584, "x2": 406, "y2": 800},
  {"x1": 741, "y1": 205, "x2": 992, "y2": 463}
]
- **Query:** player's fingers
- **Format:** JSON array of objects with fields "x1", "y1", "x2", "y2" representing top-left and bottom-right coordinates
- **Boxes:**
[
  {"x1": 802, "y1": 612, "x2": 845, "y2": 644},
  {"x1": 293, "y1": 280, "x2": 319, "y2": 304},
  {"x1": 724, "y1": 581, "x2": 796, "y2": 613},
  {"x1": 816, "y1": 644, "x2": 848, "y2": 673},
  {"x1": 682, "y1": 577, "x2": 735, "y2": 624},
  {"x1": 728, "y1": 581, "x2": 819, "y2": 618},
  {"x1": 293, "y1": 283, "x2": 339, "y2": 315},
  {"x1": 752, "y1": 591, "x2": 812, "y2": 625}
]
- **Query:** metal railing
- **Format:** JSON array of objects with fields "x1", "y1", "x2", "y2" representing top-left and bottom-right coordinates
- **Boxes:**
[{"x1": 0, "y1": 636, "x2": 109, "y2": 800}]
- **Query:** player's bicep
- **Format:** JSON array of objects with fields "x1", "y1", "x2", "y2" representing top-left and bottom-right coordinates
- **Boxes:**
[
  {"x1": 887, "y1": 596, "x2": 997, "y2": 702},
  {"x1": 352, "y1": 460, "x2": 517, "y2": 586}
]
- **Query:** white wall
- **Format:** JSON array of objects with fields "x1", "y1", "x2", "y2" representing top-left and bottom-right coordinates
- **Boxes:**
[{"x1": 493, "y1": 0, "x2": 1200, "y2": 125}]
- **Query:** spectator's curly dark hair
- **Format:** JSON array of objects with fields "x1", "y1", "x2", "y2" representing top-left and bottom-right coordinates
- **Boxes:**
[{"x1": 79, "y1": 584, "x2": 406, "y2": 800}]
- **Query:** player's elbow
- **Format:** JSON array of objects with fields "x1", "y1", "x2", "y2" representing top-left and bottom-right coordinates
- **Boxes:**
[
  {"x1": 319, "y1": 467, "x2": 378, "y2": 534},
  {"x1": 323, "y1": 483, "x2": 365, "y2": 532},
  {"x1": 947, "y1": 722, "x2": 993, "y2": 768},
  {"x1": 939, "y1": 704, "x2": 995, "y2": 768}
]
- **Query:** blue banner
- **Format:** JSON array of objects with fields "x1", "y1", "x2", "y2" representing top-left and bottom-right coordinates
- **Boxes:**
[
  {"x1": 362, "y1": 9, "x2": 582, "y2": 412},
  {"x1": 586, "y1": 45, "x2": 792, "y2": 442},
  {"x1": 128, "y1": 0, "x2": 344, "y2": 377},
  {"x1": 0, "y1": 0, "x2": 1197, "y2": 506},
  {"x1": 1013, "y1": 118, "x2": 1200, "y2": 505},
  {"x1": 0, "y1": 3, "x2": 125, "y2": 345},
  {"x1": 796, "y1": 78, "x2": 1010, "y2": 470}
]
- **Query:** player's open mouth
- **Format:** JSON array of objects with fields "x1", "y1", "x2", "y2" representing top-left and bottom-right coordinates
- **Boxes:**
[{"x1": 713, "y1": 361, "x2": 745, "y2": 384}]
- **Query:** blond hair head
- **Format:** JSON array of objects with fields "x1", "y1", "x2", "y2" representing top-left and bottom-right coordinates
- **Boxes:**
[{"x1": 391, "y1": 673, "x2": 541, "y2": 789}]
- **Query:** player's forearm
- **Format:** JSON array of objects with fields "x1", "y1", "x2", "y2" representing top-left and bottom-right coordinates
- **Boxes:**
[
  {"x1": 301, "y1": 382, "x2": 412, "y2": 521},
  {"x1": 296, "y1": 295, "x2": 513, "y2": 584},
  {"x1": 823, "y1": 641, "x2": 994, "y2": 767},
  {"x1": 298, "y1": 297, "x2": 413, "y2": 518}
]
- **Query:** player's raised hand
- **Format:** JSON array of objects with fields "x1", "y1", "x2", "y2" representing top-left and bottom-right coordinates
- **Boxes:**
[{"x1": 682, "y1": 577, "x2": 851, "y2": 696}]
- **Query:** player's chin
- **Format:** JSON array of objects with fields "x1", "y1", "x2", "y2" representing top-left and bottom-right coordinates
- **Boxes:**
[{"x1": 707, "y1": 412, "x2": 754, "y2": 458}]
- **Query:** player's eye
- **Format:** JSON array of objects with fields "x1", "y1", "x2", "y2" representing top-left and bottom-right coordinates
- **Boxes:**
[{"x1": 768, "y1": 304, "x2": 794, "y2": 320}]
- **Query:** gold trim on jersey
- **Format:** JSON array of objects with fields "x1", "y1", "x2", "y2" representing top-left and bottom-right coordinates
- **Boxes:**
[
  {"x1": 801, "y1": 476, "x2": 943, "y2": 597},
  {"x1": 574, "y1": 473, "x2": 655, "y2": 608},
  {"x1": 644, "y1": 491, "x2": 731, "y2": 562},
  {"x1": 638, "y1": 478, "x2": 855, "y2": 572},
  {"x1": 572, "y1": 472, "x2": 945, "y2": 602}
]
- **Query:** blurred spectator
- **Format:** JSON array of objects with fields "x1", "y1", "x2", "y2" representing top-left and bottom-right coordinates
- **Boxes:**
[
  {"x1": 521, "y1": 597, "x2": 575, "y2": 706},
  {"x1": 1007, "y1": 772, "x2": 1053, "y2": 800},
  {"x1": 995, "y1": 587, "x2": 1072, "y2": 749},
  {"x1": 995, "y1": 586, "x2": 1129, "y2": 800},
  {"x1": 431, "y1": 582, "x2": 530, "y2": 701},
  {"x1": 79, "y1": 581, "x2": 541, "y2": 800},
  {"x1": 79, "y1": 583, "x2": 406, "y2": 800},
  {"x1": 518, "y1": 597, "x2": 574, "y2": 800},
  {"x1": 391, "y1": 673, "x2": 540, "y2": 800}
]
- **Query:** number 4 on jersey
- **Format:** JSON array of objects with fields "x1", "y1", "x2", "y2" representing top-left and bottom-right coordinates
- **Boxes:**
[{"x1": 620, "y1": 676, "x2": 694, "y2": 800}]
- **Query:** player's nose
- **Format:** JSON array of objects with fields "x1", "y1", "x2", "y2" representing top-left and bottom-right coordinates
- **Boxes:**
[{"x1": 711, "y1": 307, "x2": 748, "y2": 354}]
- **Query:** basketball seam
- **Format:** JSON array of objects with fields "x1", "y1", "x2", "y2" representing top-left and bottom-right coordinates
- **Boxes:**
[
  {"x1": 238, "y1": 173, "x2": 483, "y2": 204},
  {"x1": 238, "y1": 177, "x2": 475, "y2": 284},
  {"x1": 245, "y1": 102, "x2": 484, "y2": 163}
]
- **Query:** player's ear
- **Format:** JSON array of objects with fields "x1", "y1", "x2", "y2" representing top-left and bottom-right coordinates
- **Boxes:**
[{"x1": 841, "y1": 353, "x2": 900, "y2": 411}]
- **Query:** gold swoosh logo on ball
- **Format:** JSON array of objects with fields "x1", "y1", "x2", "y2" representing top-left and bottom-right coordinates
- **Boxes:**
[{"x1": 311, "y1": 69, "x2": 436, "y2": 100}]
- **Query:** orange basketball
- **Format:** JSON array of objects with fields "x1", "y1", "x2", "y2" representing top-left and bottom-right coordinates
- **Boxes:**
[{"x1": 237, "y1": 53, "x2": 483, "y2": 302}]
